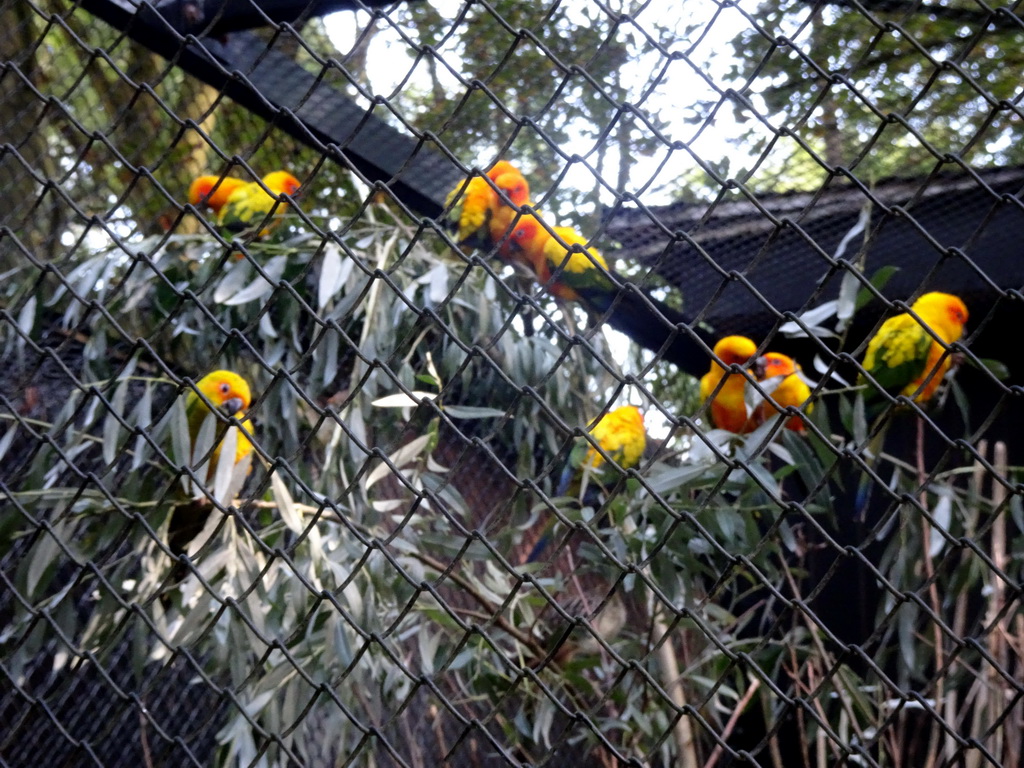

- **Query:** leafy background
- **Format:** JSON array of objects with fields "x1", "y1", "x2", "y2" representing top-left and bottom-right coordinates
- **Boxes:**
[{"x1": 1, "y1": 1, "x2": 1022, "y2": 766}]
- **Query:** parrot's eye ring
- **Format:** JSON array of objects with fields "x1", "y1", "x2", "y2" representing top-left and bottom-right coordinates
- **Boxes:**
[{"x1": 220, "y1": 383, "x2": 231, "y2": 395}]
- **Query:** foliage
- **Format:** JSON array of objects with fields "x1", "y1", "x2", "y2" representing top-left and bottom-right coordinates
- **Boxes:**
[
  {"x1": 6, "y1": 192, "x2": 1015, "y2": 764},
  {"x1": 719, "y1": 0, "x2": 1024, "y2": 187},
  {"x1": 2, "y1": 1, "x2": 1022, "y2": 766},
  {"x1": 322, "y1": 0, "x2": 701, "y2": 224}
]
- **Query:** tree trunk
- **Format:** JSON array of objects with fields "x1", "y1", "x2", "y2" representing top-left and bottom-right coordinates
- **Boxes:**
[{"x1": 0, "y1": 2, "x2": 61, "y2": 269}]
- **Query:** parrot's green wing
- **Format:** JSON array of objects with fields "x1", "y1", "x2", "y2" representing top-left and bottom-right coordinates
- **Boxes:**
[{"x1": 861, "y1": 320, "x2": 932, "y2": 396}]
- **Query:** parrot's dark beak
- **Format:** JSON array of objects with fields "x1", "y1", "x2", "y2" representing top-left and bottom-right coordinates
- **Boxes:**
[{"x1": 219, "y1": 397, "x2": 245, "y2": 417}]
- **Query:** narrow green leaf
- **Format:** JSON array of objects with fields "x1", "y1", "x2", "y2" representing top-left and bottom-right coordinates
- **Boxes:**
[
  {"x1": 0, "y1": 424, "x2": 17, "y2": 465},
  {"x1": 371, "y1": 392, "x2": 437, "y2": 408},
  {"x1": 221, "y1": 255, "x2": 288, "y2": 305},
  {"x1": 442, "y1": 405, "x2": 506, "y2": 419},
  {"x1": 212, "y1": 259, "x2": 253, "y2": 303},
  {"x1": 212, "y1": 426, "x2": 238, "y2": 504},
  {"x1": 168, "y1": 400, "x2": 191, "y2": 494},
  {"x1": 974, "y1": 357, "x2": 1009, "y2": 381},
  {"x1": 836, "y1": 268, "x2": 860, "y2": 329},
  {"x1": 27, "y1": 519, "x2": 68, "y2": 599},
  {"x1": 102, "y1": 380, "x2": 129, "y2": 466},
  {"x1": 646, "y1": 462, "x2": 713, "y2": 494},
  {"x1": 317, "y1": 244, "x2": 346, "y2": 311},
  {"x1": 856, "y1": 266, "x2": 900, "y2": 311},
  {"x1": 131, "y1": 382, "x2": 153, "y2": 471},
  {"x1": 16, "y1": 295, "x2": 36, "y2": 344},
  {"x1": 190, "y1": 412, "x2": 218, "y2": 497},
  {"x1": 271, "y1": 469, "x2": 303, "y2": 534}
]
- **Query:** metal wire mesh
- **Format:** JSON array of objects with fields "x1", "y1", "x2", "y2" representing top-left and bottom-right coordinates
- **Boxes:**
[{"x1": 1, "y1": 0, "x2": 1022, "y2": 766}]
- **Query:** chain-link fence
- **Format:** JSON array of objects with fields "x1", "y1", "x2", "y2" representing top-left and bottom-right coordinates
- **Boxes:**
[{"x1": 1, "y1": 0, "x2": 1022, "y2": 766}]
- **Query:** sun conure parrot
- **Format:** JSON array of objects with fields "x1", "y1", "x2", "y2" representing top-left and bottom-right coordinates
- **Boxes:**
[
  {"x1": 443, "y1": 160, "x2": 530, "y2": 250},
  {"x1": 185, "y1": 370, "x2": 254, "y2": 476},
  {"x1": 751, "y1": 352, "x2": 813, "y2": 432},
  {"x1": 699, "y1": 336, "x2": 759, "y2": 433},
  {"x1": 854, "y1": 292, "x2": 969, "y2": 517},
  {"x1": 500, "y1": 215, "x2": 610, "y2": 302},
  {"x1": 217, "y1": 171, "x2": 302, "y2": 237},
  {"x1": 188, "y1": 175, "x2": 248, "y2": 215},
  {"x1": 500, "y1": 213, "x2": 717, "y2": 371},
  {"x1": 526, "y1": 406, "x2": 646, "y2": 563},
  {"x1": 444, "y1": 161, "x2": 717, "y2": 376},
  {"x1": 168, "y1": 370, "x2": 255, "y2": 559},
  {"x1": 859, "y1": 291, "x2": 969, "y2": 405}
]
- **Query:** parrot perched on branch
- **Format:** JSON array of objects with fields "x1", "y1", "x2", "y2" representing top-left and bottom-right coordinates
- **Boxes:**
[
  {"x1": 444, "y1": 160, "x2": 530, "y2": 249},
  {"x1": 752, "y1": 352, "x2": 813, "y2": 432},
  {"x1": 526, "y1": 405, "x2": 647, "y2": 563},
  {"x1": 854, "y1": 292, "x2": 968, "y2": 517},
  {"x1": 168, "y1": 370, "x2": 256, "y2": 558},
  {"x1": 859, "y1": 291, "x2": 968, "y2": 406},
  {"x1": 501, "y1": 216, "x2": 610, "y2": 303},
  {"x1": 188, "y1": 175, "x2": 248, "y2": 215},
  {"x1": 501, "y1": 213, "x2": 716, "y2": 375},
  {"x1": 185, "y1": 370, "x2": 255, "y2": 476},
  {"x1": 559, "y1": 405, "x2": 647, "y2": 500},
  {"x1": 216, "y1": 171, "x2": 302, "y2": 238},
  {"x1": 699, "y1": 336, "x2": 759, "y2": 433},
  {"x1": 444, "y1": 160, "x2": 716, "y2": 376}
]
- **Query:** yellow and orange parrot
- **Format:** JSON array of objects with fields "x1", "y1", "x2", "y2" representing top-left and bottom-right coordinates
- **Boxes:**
[
  {"x1": 188, "y1": 175, "x2": 248, "y2": 215},
  {"x1": 444, "y1": 160, "x2": 531, "y2": 249},
  {"x1": 751, "y1": 352, "x2": 813, "y2": 432},
  {"x1": 184, "y1": 370, "x2": 255, "y2": 480},
  {"x1": 527, "y1": 405, "x2": 647, "y2": 562},
  {"x1": 217, "y1": 171, "x2": 302, "y2": 237},
  {"x1": 500, "y1": 215, "x2": 611, "y2": 303},
  {"x1": 699, "y1": 336, "x2": 759, "y2": 433},
  {"x1": 859, "y1": 291, "x2": 969, "y2": 405},
  {"x1": 169, "y1": 370, "x2": 255, "y2": 561},
  {"x1": 560, "y1": 405, "x2": 647, "y2": 498},
  {"x1": 854, "y1": 292, "x2": 968, "y2": 515}
]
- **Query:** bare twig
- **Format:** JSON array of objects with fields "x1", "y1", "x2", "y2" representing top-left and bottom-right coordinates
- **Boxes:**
[
  {"x1": 703, "y1": 677, "x2": 761, "y2": 768},
  {"x1": 916, "y1": 415, "x2": 945, "y2": 768},
  {"x1": 985, "y1": 442, "x2": 1009, "y2": 764},
  {"x1": 139, "y1": 707, "x2": 154, "y2": 768}
]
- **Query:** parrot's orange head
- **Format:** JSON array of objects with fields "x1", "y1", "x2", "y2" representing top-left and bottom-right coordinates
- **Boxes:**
[
  {"x1": 487, "y1": 161, "x2": 518, "y2": 180},
  {"x1": 712, "y1": 336, "x2": 759, "y2": 367},
  {"x1": 507, "y1": 215, "x2": 545, "y2": 252},
  {"x1": 188, "y1": 176, "x2": 216, "y2": 205},
  {"x1": 263, "y1": 171, "x2": 301, "y2": 196},
  {"x1": 756, "y1": 352, "x2": 798, "y2": 379},
  {"x1": 188, "y1": 175, "x2": 246, "y2": 211},
  {"x1": 195, "y1": 370, "x2": 252, "y2": 417},
  {"x1": 489, "y1": 162, "x2": 529, "y2": 206},
  {"x1": 912, "y1": 292, "x2": 969, "y2": 336}
]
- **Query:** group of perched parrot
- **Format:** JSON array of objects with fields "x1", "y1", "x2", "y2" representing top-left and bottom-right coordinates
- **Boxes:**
[
  {"x1": 695, "y1": 289, "x2": 968, "y2": 435},
  {"x1": 443, "y1": 161, "x2": 718, "y2": 374},
  {"x1": 444, "y1": 160, "x2": 612, "y2": 306},
  {"x1": 177, "y1": 161, "x2": 971, "y2": 566},
  {"x1": 441, "y1": 160, "x2": 972, "y2": 521},
  {"x1": 698, "y1": 337, "x2": 812, "y2": 434},
  {"x1": 188, "y1": 170, "x2": 301, "y2": 237}
]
